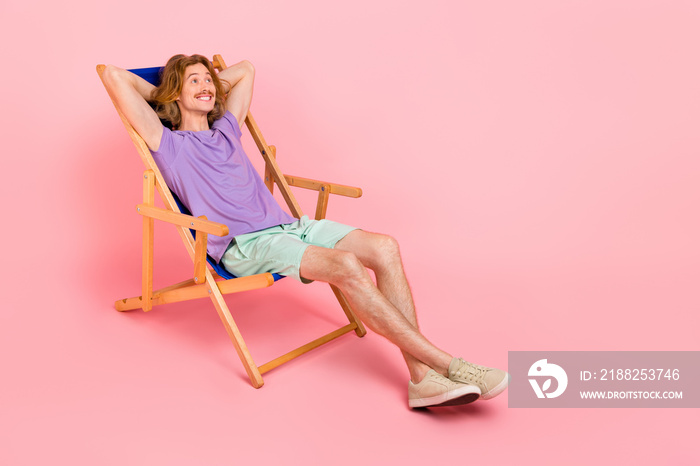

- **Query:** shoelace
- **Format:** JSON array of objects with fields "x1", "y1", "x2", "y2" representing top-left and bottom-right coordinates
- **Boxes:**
[{"x1": 451, "y1": 358, "x2": 488, "y2": 383}]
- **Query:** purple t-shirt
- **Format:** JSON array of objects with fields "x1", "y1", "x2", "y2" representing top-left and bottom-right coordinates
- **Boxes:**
[{"x1": 150, "y1": 111, "x2": 295, "y2": 263}]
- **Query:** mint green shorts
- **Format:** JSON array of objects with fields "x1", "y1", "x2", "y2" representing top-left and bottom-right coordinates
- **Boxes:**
[{"x1": 220, "y1": 215, "x2": 358, "y2": 283}]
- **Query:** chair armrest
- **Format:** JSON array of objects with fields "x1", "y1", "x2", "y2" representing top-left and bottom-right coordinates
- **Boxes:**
[
  {"x1": 284, "y1": 175, "x2": 362, "y2": 198},
  {"x1": 283, "y1": 175, "x2": 362, "y2": 220},
  {"x1": 136, "y1": 205, "x2": 229, "y2": 236}
]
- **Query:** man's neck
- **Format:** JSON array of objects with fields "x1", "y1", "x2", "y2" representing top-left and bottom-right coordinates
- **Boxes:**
[{"x1": 178, "y1": 112, "x2": 210, "y2": 132}]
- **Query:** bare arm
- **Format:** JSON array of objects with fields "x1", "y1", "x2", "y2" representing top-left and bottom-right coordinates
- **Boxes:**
[
  {"x1": 218, "y1": 60, "x2": 255, "y2": 129},
  {"x1": 102, "y1": 65, "x2": 164, "y2": 151}
]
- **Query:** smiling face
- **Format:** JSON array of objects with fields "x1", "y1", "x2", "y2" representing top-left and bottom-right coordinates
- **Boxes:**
[{"x1": 176, "y1": 63, "x2": 217, "y2": 118}]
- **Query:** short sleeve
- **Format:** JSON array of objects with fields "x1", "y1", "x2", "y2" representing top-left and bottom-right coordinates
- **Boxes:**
[
  {"x1": 212, "y1": 111, "x2": 243, "y2": 139},
  {"x1": 150, "y1": 125, "x2": 180, "y2": 168}
]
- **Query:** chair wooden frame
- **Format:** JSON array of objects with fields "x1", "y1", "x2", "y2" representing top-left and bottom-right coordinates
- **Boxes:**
[{"x1": 97, "y1": 54, "x2": 366, "y2": 388}]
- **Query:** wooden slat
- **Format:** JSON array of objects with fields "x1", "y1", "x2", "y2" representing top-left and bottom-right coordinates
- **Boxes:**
[
  {"x1": 264, "y1": 145, "x2": 276, "y2": 193},
  {"x1": 114, "y1": 273, "x2": 275, "y2": 311},
  {"x1": 258, "y1": 323, "x2": 358, "y2": 374},
  {"x1": 330, "y1": 285, "x2": 367, "y2": 337},
  {"x1": 142, "y1": 170, "x2": 155, "y2": 312},
  {"x1": 155, "y1": 273, "x2": 274, "y2": 305},
  {"x1": 136, "y1": 205, "x2": 229, "y2": 236},
  {"x1": 285, "y1": 175, "x2": 362, "y2": 198},
  {"x1": 212, "y1": 54, "x2": 226, "y2": 71},
  {"x1": 218, "y1": 272, "x2": 275, "y2": 293},
  {"x1": 114, "y1": 285, "x2": 205, "y2": 311},
  {"x1": 204, "y1": 271, "x2": 265, "y2": 388},
  {"x1": 114, "y1": 296, "x2": 144, "y2": 312},
  {"x1": 193, "y1": 219, "x2": 208, "y2": 284},
  {"x1": 314, "y1": 184, "x2": 331, "y2": 220}
]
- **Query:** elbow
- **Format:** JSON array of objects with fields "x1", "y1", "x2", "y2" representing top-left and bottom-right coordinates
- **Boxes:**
[
  {"x1": 102, "y1": 64, "x2": 125, "y2": 87},
  {"x1": 103, "y1": 64, "x2": 120, "y2": 78},
  {"x1": 241, "y1": 60, "x2": 255, "y2": 76},
  {"x1": 102, "y1": 64, "x2": 116, "y2": 81}
]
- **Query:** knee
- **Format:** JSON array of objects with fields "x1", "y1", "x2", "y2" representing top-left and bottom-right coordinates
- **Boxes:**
[
  {"x1": 332, "y1": 250, "x2": 372, "y2": 289},
  {"x1": 368, "y1": 234, "x2": 401, "y2": 269},
  {"x1": 377, "y1": 234, "x2": 400, "y2": 256}
]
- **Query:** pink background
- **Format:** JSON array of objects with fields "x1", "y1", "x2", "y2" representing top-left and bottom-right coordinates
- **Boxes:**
[{"x1": 2, "y1": 0, "x2": 699, "y2": 464}]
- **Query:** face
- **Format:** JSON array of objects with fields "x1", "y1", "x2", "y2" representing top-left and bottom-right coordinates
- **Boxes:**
[{"x1": 176, "y1": 63, "x2": 216, "y2": 116}]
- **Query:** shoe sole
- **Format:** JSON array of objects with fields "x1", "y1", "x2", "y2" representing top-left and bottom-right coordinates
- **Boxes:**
[
  {"x1": 438, "y1": 392, "x2": 481, "y2": 407},
  {"x1": 481, "y1": 372, "x2": 511, "y2": 400},
  {"x1": 409, "y1": 386, "x2": 481, "y2": 408}
]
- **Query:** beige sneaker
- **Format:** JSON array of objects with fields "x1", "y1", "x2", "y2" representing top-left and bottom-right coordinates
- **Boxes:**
[
  {"x1": 448, "y1": 358, "x2": 510, "y2": 400},
  {"x1": 408, "y1": 370, "x2": 481, "y2": 408}
]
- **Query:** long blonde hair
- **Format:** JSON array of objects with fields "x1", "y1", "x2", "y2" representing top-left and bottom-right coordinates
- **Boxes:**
[{"x1": 151, "y1": 54, "x2": 230, "y2": 129}]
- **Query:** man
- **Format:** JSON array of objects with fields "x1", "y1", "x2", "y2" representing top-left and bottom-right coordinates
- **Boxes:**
[{"x1": 102, "y1": 54, "x2": 509, "y2": 408}]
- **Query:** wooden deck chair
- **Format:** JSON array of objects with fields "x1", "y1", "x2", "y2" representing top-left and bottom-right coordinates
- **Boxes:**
[{"x1": 96, "y1": 54, "x2": 366, "y2": 388}]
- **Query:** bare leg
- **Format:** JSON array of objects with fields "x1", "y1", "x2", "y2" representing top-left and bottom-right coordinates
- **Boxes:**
[
  {"x1": 334, "y1": 231, "x2": 439, "y2": 382},
  {"x1": 299, "y1": 233, "x2": 452, "y2": 383}
]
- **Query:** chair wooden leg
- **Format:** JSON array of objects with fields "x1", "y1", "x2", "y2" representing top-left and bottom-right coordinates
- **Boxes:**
[
  {"x1": 330, "y1": 284, "x2": 367, "y2": 337},
  {"x1": 205, "y1": 274, "x2": 265, "y2": 388},
  {"x1": 142, "y1": 170, "x2": 155, "y2": 312},
  {"x1": 258, "y1": 323, "x2": 358, "y2": 374}
]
